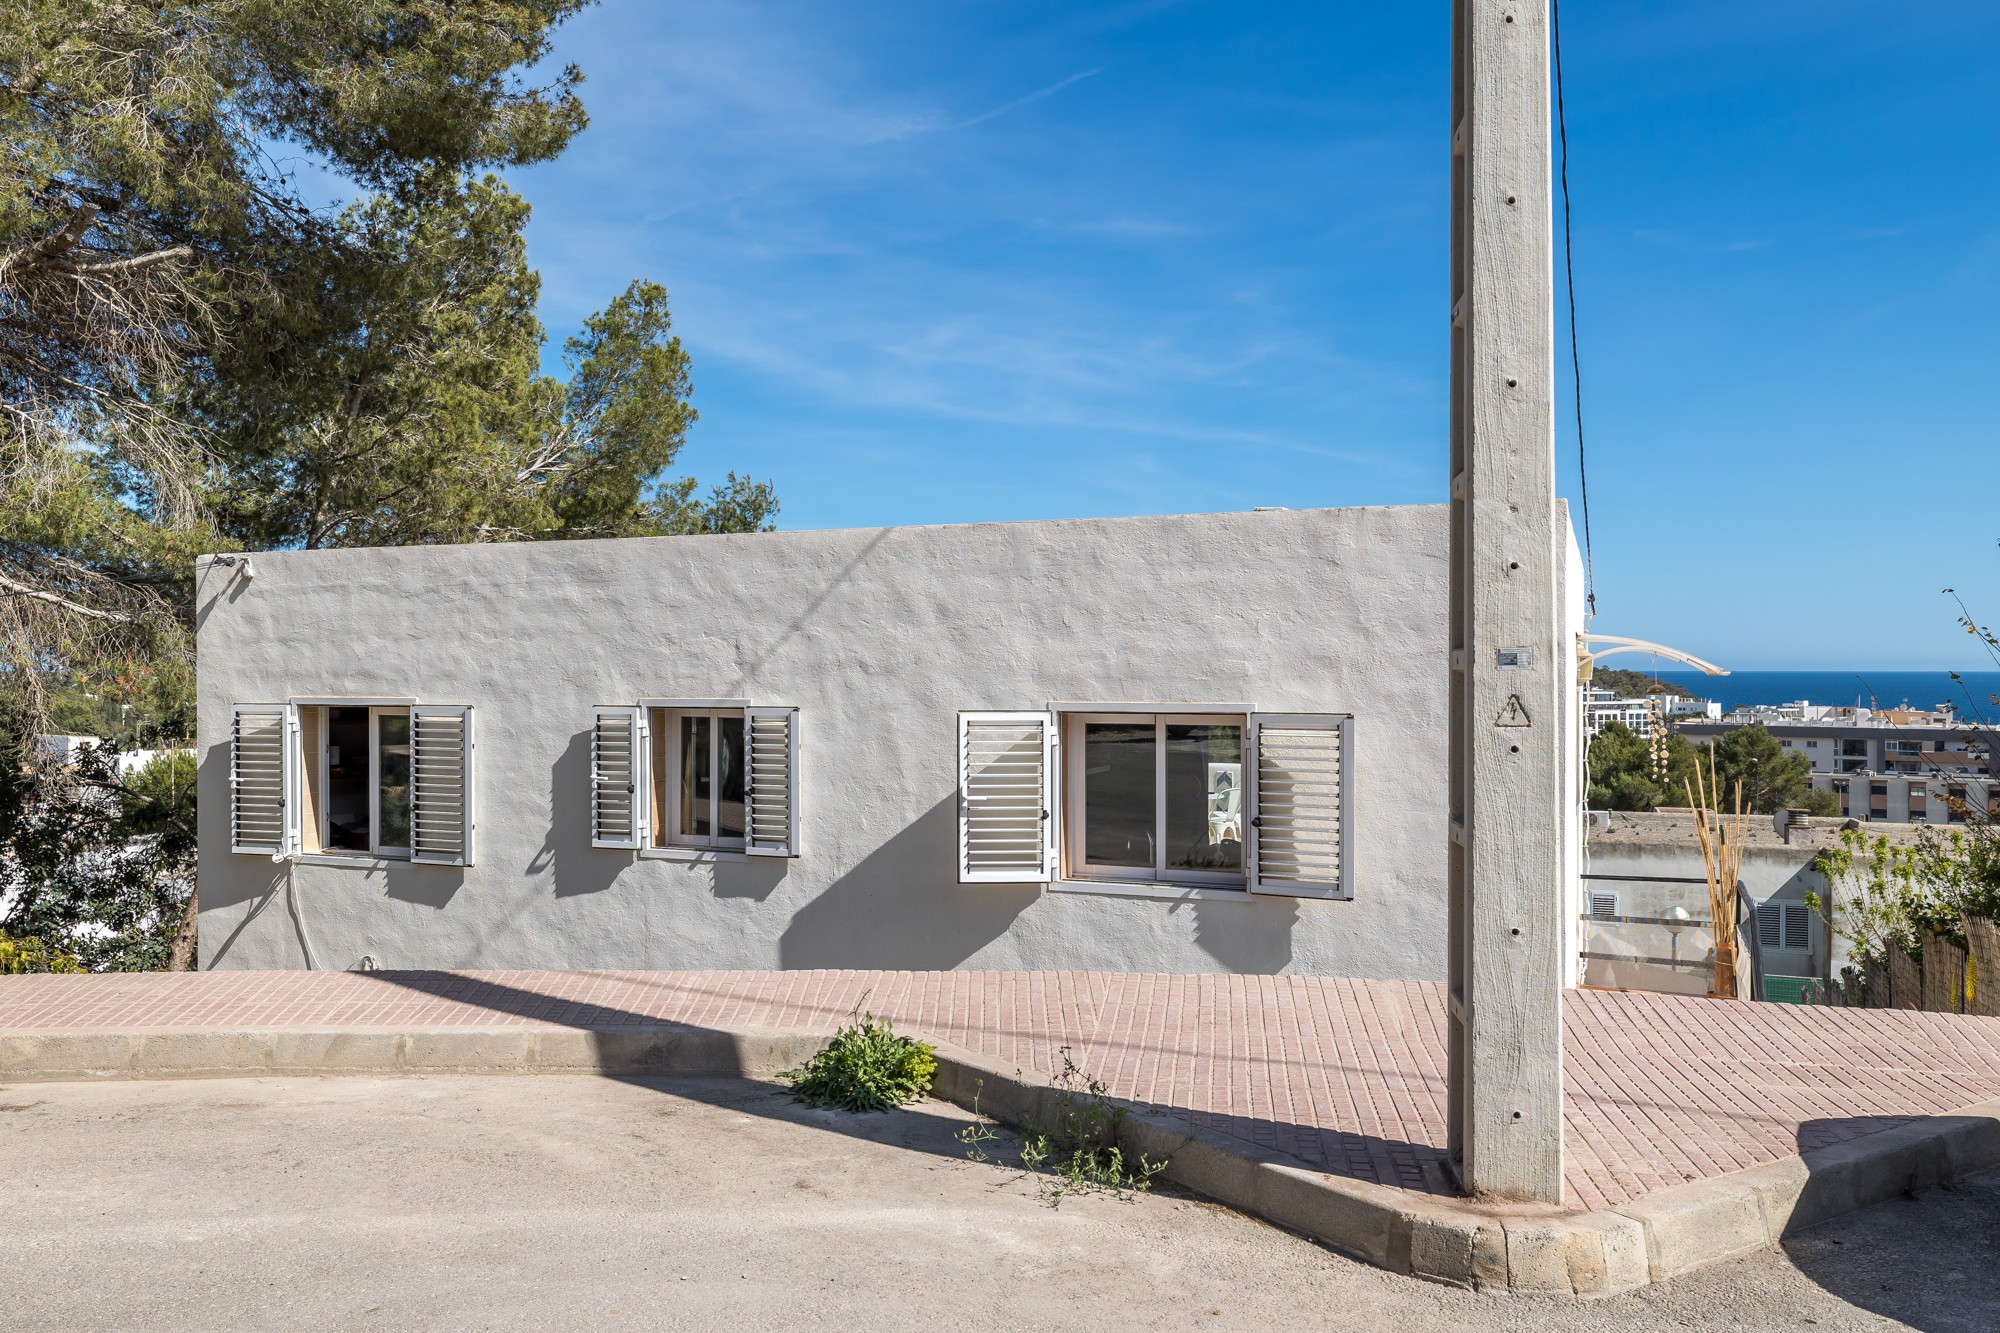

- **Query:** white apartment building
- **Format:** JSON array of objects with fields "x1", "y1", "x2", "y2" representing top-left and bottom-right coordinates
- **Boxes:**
[{"x1": 1583, "y1": 688, "x2": 1720, "y2": 739}]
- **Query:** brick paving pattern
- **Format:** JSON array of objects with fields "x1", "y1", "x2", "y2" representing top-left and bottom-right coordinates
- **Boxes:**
[{"x1": 6, "y1": 969, "x2": 1999, "y2": 1212}]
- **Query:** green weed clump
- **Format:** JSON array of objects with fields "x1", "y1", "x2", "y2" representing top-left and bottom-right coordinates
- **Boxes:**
[
  {"x1": 957, "y1": 1048, "x2": 1170, "y2": 1207},
  {"x1": 784, "y1": 1013, "x2": 937, "y2": 1113}
]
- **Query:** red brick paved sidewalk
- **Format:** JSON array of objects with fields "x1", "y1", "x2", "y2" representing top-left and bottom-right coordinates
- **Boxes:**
[{"x1": 5, "y1": 969, "x2": 1999, "y2": 1213}]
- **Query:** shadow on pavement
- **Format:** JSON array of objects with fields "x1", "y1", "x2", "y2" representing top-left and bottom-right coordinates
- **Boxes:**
[
  {"x1": 357, "y1": 968, "x2": 1446, "y2": 1196},
  {"x1": 1782, "y1": 1164, "x2": 2000, "y2": 1333}
]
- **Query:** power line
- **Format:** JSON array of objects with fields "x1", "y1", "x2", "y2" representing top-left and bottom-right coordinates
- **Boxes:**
[{"x1": 1551, "y1": 0, "x2": 1596, "y2": 621}]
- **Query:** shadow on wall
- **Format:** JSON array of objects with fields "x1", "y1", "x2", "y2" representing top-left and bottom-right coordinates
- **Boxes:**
[
  {"x1": 1187, "y1": 895, "x2": 1297, "y2": 973},
  {"x1": 383, "y1": 863, "x2": 463, "y2": 909},
  {"x1": 778, "y1": 795, "x2": 1037, "y2": 969},
  {"x1": 531, "y1": 727, "x2": 791, "y2": 904},
  {"x1": 536, "y1": 728, "x2": 629, "y2": 900}
]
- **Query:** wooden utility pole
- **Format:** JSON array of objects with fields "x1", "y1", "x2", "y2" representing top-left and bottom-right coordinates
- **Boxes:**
[{"x1": 1446, "y1": 0, "x2": 1566, "y2": 1203}]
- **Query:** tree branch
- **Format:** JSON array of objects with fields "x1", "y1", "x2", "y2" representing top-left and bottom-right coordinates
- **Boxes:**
[
  {"x1": 76, "y1": 245, "x2": 194, "y2": 276},
  {"x1": 3, "y1": 203, "x2": 102, "y2": 277},
  {"x1": 0, "y1": 572, "x2": 141, "y2": 622}
]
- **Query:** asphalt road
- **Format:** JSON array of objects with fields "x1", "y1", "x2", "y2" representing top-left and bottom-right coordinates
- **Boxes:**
[{"x1": 4, "y1": 1074, "x2": 1995, "y2": 1331}]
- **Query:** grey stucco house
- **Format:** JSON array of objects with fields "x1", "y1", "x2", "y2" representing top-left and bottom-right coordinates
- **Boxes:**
[{"x1": 197, "y1": 503, "x2": 1583, "y2": 979}]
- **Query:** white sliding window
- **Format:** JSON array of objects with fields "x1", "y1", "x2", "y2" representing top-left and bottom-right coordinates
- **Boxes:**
[
  {"x1": 661, "y1": 706, "x2": 746, "y2": 851},
  {"x1": 315, "y1": 704, "x2": 412, "y2": 858},
  {"x1": 1061, "y1": 713, "x2": 1245, "y2": 889},
  {"x1": 958, "y1": 712, "x2": 1057, "y2": 883},
  {"x1": 1246, "y1": 713, "x2": 1352, "y2": 899}
]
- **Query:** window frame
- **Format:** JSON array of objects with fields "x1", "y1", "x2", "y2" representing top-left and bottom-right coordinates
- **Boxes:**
[
  {"x1": 298, "y1": 697, "x2": 417, "y2": 863},
  {"x1": 645, "y1": 698, "x2": 750, "y2": 853},
  {"x1": 1061, "y1": 710, "x2": 1249, "y2": 890}
]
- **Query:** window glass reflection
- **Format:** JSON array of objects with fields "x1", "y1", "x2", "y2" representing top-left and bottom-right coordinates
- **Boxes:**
[
  {"x1": 1083, "y1": 723, "x2": 1155, "y2": 868},
  {"x1": 1164, "y1": 724, "x2": 1241, "y2": 871}
]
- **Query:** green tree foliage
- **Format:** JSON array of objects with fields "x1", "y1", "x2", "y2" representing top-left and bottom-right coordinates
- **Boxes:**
[
  {"x1": 4, "y1": 0, "x2": 773, "y2": 742},
  {"x1": 1691, "y1": 725, "x2": 1839, "y2": 815},
  {"x1": 1811, "y1": 826, "x2": 2000, "y2": 967},
  {"x1": 1587, "y1": 721, "x2": 1701, "y2": 811},
  {"x1": 3, "y1": 0, "x2": 595, "y2": 676},
  {"x1": 1590, "y1": 668, "x2": 1692, "y2": 701},
  {"x1": 200, "y1": 182, "x2": 771, "y2": 548},
  {"x1": 0, "y1": 931, "x2": 83, "y2": 974},
  {"x1": 2, "y1": 2, "x2": 777, "y2": 968},
  {"x1": 1588, "y1": 721, "x2": 1840, "y2": 815},
  {"x1": 0, "y1": 741, "x2": 197, "y2": 971}
]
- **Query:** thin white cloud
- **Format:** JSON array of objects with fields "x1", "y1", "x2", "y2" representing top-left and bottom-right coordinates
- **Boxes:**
[{"x1": 954, "y1": 68, "x2": 1104, "y2": 130}]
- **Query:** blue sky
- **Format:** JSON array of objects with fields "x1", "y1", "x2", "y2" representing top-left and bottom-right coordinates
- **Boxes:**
[{"x1": 501, "y1": 1, "x2": 1998, "y2": 670}]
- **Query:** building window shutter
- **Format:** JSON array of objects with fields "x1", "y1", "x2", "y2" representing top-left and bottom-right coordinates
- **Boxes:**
[
  {"x1": 958, "y1": 711, "x2": 1056, "y2": 884},
  {"x1": 1756, "y1": 901, "x2": 1782, "y2": 950},
  {"x1": 590, "y1": 705, "x2": 646, "y2": 850},
  {"x1": 1247, "y1": 713, "x2": 1352, "y2": 899},
  {"x1": 1783, "y1": 903, "x2": 1811, "y2": 952},
  {"x1": 411, "y1": 705, "x2": 475, "y2": 865},
  {"x1": 745, "y1": 706, "x2": 800, "y2": 858},
  {"x1": 230, "y1": 703, "x2": 296, "y2": 858}
]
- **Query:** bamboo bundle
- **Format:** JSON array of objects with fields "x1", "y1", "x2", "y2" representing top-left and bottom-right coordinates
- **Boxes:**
[{"x1": 1685, "y1": 751, "x2": 1746, "y2": 1000}]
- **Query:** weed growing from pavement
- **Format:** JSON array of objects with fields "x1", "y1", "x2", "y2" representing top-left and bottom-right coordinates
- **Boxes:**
[
  {"x1": 957, "y1": 1048, "x2": 1169, "y2": 1208},
  {"x1": 783, "y1": 1011, "x2": 937, "y2": 1113}
]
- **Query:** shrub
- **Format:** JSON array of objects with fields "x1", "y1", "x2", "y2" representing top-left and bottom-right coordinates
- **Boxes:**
[
  {"x1": 0, "y1": 931, "x2": 84, "y2": 974},
  {"x1": 783, "y1": 1013, "x2": 937, "y2": 1113}
]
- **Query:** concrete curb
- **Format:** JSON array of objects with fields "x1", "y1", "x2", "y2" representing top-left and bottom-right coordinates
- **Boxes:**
[
  {"x1": 0, "y1": 1026, "x2": 824, "y2": 1082},
  {"x1": 7, "y1": 1025, "x2": 1996, "y2": 1296},
  {"x1": 928, "y1": 1044, "x2": 2000, "y2": 1295}
]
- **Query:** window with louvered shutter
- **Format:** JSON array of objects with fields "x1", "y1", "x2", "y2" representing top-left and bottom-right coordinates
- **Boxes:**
[
  {"x1": 958, "y1": 712, "x2": 1055, "y2": 883},
  {"x1": 231, "y1": 704, "x2": 293, "y2": 856},
  {"x1": 410, "y1": 705, "x2": 474, "y2": 865},
  {"x1": 591, "y1": 706, "x2": 644, "y2": 849},
  {"x1": 745, "y1": 706, "x2": 799, "y2": 857},
  {"x1": 1247, "y1": 713, "x2": 1352, "y2": 899},
  {"x1": 1756, "y1": 901, "x2": 1782, "y2": 950}
]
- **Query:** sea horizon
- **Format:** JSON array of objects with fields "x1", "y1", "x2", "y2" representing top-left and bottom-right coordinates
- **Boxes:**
[{"x1": 1635, "y1": 669, "x2": 2000, "y2": 716}]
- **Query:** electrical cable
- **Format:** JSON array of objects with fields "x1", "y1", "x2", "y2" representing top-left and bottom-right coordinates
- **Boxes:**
[{"x1": 1551, "y1": 0, "x2": 1597, "y2": 622}]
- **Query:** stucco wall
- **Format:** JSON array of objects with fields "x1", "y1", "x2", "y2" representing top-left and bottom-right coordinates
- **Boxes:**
[{"x1": 197, "y1": 505, "x2": 1454, "y2": 977}]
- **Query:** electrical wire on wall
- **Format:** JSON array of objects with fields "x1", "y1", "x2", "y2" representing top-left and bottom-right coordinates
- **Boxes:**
[
  {"x1": 1552, "y1": 0, "x2": 1596, "y2": 624},
  {"x1": 1555, "y1": 0, "x2": 1602, "y2": 985},
  {"x1": 283, "y1": 860, "x2": 319, "y2": 970}
]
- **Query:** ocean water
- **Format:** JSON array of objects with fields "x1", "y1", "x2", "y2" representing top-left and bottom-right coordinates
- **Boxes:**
[{"x1": 1640, "y1": 670, "x2": 2000, "y2": 716}]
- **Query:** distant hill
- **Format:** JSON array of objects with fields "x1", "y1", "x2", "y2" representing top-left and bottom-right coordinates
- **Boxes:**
[{"x1": 1592, "y1": 667, "x2": 1694, "y2": 700}]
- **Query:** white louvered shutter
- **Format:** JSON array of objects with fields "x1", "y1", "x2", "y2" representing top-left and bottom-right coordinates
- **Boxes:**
[
  {"x1": 590, "y1": 706, "x2": 646, "y2": 850},
  {"x1": 958, "y1": 712, "x2": 1056, "y2": 884},
  {"x1": 411, "y1": 705, "x2": 474, "y2": 865},
  {"x1": 230, "y1": 703, "x2": 296, "y2": 858},
  {"x1": 745, "y1": 706, "x2": 800, "y2": 857},
  {"x1": 1247, "y1": 713, "x2": 1352, "y2": 899}
]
